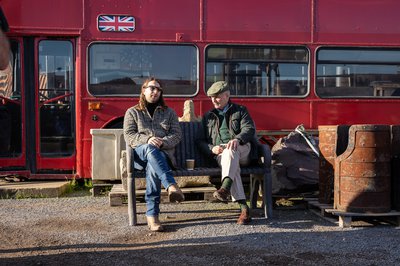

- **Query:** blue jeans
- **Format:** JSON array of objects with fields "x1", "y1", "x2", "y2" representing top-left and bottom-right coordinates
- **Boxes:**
[{"x1": 133, "y1": 144, "x2": 176, "y2": 217}]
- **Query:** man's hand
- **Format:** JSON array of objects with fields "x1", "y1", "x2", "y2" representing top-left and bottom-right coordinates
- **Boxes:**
[
  {"x1": 226, "y1": 139, "x2": 239, "y2": 151},
  {"x1": 212, "y1": 139, "x2": 239, "y2": 154},
  {"x1": 212, "y1": 145, "x2": 224, "y2": 155},
  {"x1": 148, "y1": 136, "x2": 163, "y2": 148}
]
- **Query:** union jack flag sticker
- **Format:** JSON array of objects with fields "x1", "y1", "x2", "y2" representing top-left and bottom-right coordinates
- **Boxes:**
[{"x1": 98, "y1": 15, "x2": 135, "y2": 32}]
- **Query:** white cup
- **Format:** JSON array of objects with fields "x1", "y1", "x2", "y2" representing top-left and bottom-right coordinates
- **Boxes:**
[{"x1": 186, "y1": 159, "x2": 195, "y2": 170}]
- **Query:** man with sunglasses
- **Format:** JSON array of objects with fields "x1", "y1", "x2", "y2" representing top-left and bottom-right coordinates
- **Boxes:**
[{"x1": 124, "y1": 77, "x2": 184, "y2": 232}]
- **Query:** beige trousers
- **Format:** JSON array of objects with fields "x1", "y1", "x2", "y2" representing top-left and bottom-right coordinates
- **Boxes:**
[{"x1": 216, "y1": 143, "x2": 251, "y2": 201}]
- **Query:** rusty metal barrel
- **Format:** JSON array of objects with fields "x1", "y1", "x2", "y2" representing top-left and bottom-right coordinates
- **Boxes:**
[
  {"x1": 318, "y1": 125, "x2": 350, "y2": 204},
  {"x1": 391, "y1": 125, "x2": 400, "y2": 211},
  {"x1": 318, "y1": 126, "x2": 337, "y2": 204},
  {"x1": 334, "y1": 125, "x2": 391, "y2": 213}
]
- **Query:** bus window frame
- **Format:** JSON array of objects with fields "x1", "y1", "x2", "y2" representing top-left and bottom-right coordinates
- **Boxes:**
[
  {"x1": 315, "y1": 46, "x2": 400, "y2": 99},
  {"x1": 204, "y1": 44, "x2": 310, "y2": 98},
  {"x1": 87, "y1": 42, "x2": 199, "y2": 98},
  {"x1": 0, "y1": 38, "x2": 23, "y2": 159}
]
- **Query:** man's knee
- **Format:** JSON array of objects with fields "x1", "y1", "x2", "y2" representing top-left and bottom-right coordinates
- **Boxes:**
[
  {"x1": 221, "y1": 148, "x2": 239, "y2": 161},
  {"x1": 141, "y1": 144, "x2": 161, "y2": 155}
]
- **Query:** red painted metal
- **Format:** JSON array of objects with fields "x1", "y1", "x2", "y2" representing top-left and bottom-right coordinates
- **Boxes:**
[
  {"x1": 315, "y1": 0, "x2": 400, "y2": 45},
  {"x1": 1, "y1": 0, "x2": 84, "y2": 36},
  {"x1": 1, "y1": 0, "x2": 400, "y2": 179}
]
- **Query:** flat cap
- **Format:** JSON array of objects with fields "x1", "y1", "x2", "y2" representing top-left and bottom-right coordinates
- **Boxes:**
[{"x1": 207, "y1": 81, "x2": 230, "y2": 96}]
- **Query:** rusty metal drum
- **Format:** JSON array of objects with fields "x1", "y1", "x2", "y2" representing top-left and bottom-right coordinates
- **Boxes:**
[
  {"x1": 334, "y1": 125, "x2": 391, "y2": 213},
  {"x1": 318, "y1": 125, "x2": 350, "y2": 204},
  {"x1": 391, "y1": 125, "x2": 400, "y2": 211},
  {"x1": 318, "y1": 126, "x2": 337, "y2": 204}
]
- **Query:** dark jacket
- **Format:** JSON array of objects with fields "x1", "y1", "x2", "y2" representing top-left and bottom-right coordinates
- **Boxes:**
[{"x1": 196, "y1": 102, "x2": 259, "y2": 162}]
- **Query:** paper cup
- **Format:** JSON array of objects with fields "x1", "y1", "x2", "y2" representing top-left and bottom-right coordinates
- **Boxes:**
[{"x1": 186, "y1": 159, "x2": 195, "y2": 170}]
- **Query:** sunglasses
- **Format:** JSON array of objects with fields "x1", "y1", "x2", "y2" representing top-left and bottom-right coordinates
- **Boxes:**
[{"x1": 146, "y1": 85, "x2": 162, "y2": 92}]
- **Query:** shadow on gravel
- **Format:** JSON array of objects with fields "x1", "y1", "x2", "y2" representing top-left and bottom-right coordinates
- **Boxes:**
[
  {"x1": 0, "y1": 243, "x2": 301, "y2": 265},
  {"x1": 1, "y1": 228, "x2": 397, "y2": 265},
  {"x1": 1, "y1": 200, "x2": 399, "y2": 265}
]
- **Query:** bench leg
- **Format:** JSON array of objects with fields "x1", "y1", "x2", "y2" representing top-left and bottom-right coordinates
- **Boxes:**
[
  {"x1": 250, "y1": 174, "x2": 262, "y2": 209},
  {"x1": 250, "y1": 173, "x2": 273, "y2": 219},
  {"x1": 264, "y1": 170, "x2": 273, "y2": 219},
  {"x1": 127, "y1": 174, "x2": 137, "y2": 226}
]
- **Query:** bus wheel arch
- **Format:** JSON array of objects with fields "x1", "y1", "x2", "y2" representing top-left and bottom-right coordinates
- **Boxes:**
[{"x1": 103, "y1": 117, "x2": 123, "y2": 129}]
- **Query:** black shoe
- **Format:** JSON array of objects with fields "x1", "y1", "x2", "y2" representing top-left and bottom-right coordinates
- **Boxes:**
[{"x1": 213, "y1": 188, "x2": 230, "y2": 202}]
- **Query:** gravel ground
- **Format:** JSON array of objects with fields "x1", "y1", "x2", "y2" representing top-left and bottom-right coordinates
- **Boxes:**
[{"x1": 0, "y1": 196, "x2": 400, "y2": 265}]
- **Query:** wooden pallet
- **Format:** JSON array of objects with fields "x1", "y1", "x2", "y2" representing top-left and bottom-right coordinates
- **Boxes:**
[
  {"x1": 109, "y1": 184, "x2": 217, "y2": 206},
  {"x1": 305, "y1": 198, "x2": 334, "y2": 217},
  {"x1": 306, "y1": 198, "x2": 400, "y2": 228}
]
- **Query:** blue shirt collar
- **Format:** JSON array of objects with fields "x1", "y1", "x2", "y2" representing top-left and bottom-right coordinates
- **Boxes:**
[{"x1": 218, "y1": 103, "x2": 230, "y2": 113}]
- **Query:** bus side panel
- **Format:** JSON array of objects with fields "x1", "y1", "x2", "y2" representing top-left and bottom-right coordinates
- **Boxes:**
[
  {"x1": 243, "y1": 100, "x2": 312, "y2": 130},
  {"x1": 83, "y1": 0, "x2": 200, "y2": 42},
  {"x1": 2, "y1": 0, "x2": 83, "y2": 35},
  {"x1": 205, "y1": 0, "x2": 312, "y2": 43},
  {"x1": 314, "y1": 101, "x2": 400, "y2": 126},
  {"x1": 316, "y1": 1, "x2": 400, "y2": 44}
]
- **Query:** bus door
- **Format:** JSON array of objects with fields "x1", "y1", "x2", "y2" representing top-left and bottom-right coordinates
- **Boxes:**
[
  {"x1": 0, "y1": 39, "x2": 23, "y2": 169},
  {"x1": 34, "y1": 39, "x2": 76, "y2": 173},
  {"x1": 0, "y1": 38, "x2": 76, "y2": 174}
]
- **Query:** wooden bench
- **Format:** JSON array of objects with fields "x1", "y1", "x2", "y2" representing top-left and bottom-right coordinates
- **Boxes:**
[{"x1": 126, "y1": 121, "x2": 273, "y2": 226}]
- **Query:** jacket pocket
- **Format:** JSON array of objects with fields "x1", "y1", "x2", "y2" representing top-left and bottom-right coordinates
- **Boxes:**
[
  {"x1": 207, "y1": 120, "x2": 215, "y2": 135},
  {"x1": 160, "y1": 119, "x2": 171, "y2": 131},
  {"x1": 231, "y1": 118, "x2": 241, "y2": 132}
]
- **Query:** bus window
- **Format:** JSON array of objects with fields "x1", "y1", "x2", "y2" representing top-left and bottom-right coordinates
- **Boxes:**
[
  {"x1": 38, "y1": 40, "x2": 75, "y2": 156},
  {"x1": 205, "y1": 45, "x2": 308, "y2": 97},
  {"x1": 88, "y1": 43, "x2": 198, "y2": 96},
  {"x1": 316, "y1": 48, "x2": 400, "y2": 98},
  {"x1": 0, "y1": 40, "x2": 21, "y2": 157}
]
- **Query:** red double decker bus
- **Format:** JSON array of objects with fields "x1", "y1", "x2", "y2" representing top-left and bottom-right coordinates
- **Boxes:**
[{"x1": 1, "y1": 0, "x2": 400, "y2": 180}]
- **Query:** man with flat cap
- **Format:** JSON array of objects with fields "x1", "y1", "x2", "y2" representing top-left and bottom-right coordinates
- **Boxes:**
[{"x1": 196, "y1": 81, "x2": 259, "y2": 225}]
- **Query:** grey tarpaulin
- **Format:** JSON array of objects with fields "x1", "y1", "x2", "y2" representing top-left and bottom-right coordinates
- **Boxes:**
[{"x1": 271, "y1": 125, "x2": 319, "y2": 193}]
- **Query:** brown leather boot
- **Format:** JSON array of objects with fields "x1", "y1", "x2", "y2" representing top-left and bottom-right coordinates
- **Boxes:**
[
  {"x1": 147, "y1": 216, "x2": 164, "y2": 232},
  {"x1": 168, "y1": 184, "x2": 185, "y2": 203},
  {"x1": 213, "y1": 188, "x2": 230, "y2": 202},
  {"x1": 237, "y1": 209, "x2": 252, "y2": 225}
]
